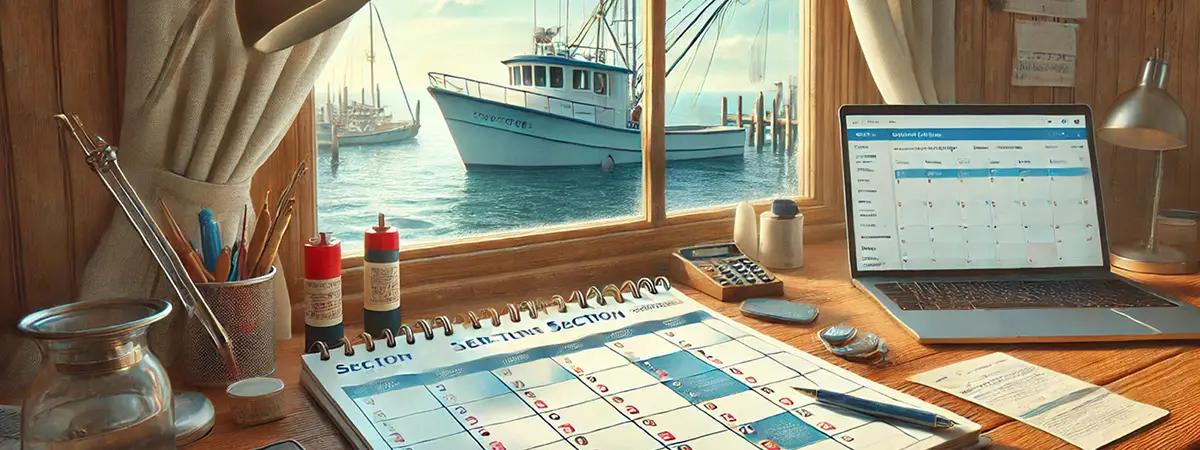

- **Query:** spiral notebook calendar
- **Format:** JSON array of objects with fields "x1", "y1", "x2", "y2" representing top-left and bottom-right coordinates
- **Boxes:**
[{"x1": 301, "y1": 279, "x2": 980, "y2": 450}]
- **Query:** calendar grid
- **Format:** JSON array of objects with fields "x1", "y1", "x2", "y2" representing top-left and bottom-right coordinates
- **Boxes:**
[{"x1": 341, "y1": 313, "x2": 958, "y2": 450}]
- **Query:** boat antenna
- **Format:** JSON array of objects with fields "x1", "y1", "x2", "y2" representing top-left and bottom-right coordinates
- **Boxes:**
[
  {"x1": 370, "y1": 3, "x2": 416, "y2": 121},
  {"x1": 368, "y1": 0, "x2": 376, "y2": 107}
]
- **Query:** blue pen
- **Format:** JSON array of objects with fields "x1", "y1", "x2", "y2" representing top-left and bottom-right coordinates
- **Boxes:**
[
  {"x1": 199, "y1": 209, "x2": 222, "y2": 274},
  {"x1": 792, "y1": 387, "x2": 956, "y2": 429}
]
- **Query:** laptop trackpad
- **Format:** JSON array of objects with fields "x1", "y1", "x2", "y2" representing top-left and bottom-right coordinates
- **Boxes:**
[{"x1": 907, "y1": 309, "x2": 1157, "y2": 342}]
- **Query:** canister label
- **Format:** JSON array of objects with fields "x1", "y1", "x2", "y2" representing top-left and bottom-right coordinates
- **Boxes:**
[
  {"x1": 305, "y1": 278, "x2": 343, "y2": 327},
  {"x1": 364, "y1": 261, "x2": 401, "y2": 312}
]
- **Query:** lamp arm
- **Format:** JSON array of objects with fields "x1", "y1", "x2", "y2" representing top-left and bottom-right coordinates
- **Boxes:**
[{"x1": 1147, "y1": 151, "x2": 1165, "y2": 252}]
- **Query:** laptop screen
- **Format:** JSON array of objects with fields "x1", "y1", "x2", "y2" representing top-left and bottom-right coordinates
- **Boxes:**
[{"x1": 844, "y1": 112, "x2": 1103, "y2": 272}]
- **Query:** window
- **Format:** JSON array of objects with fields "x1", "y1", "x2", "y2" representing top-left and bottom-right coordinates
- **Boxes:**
[
  {"x1": 534, "y1": 65, "x2": 547, "y2": 87},
  {"x1": 521, "y1": 65, "x2": 533, "y2": 86},
  {"x1": 298, "y1": 1, "x2": 845, "y2": 300},
  {"x1": 665, "y1": 0, "x2": 802, "y2": 213},
  {"x1": 593, "y1": 72, "x2": 608, "y2": 95},
  {"x1": 572, "y1": 69, "x2": 590, "y2": 90},
  {"x1": 549, "y1": 67, "x2": 564, "y2": 88}
]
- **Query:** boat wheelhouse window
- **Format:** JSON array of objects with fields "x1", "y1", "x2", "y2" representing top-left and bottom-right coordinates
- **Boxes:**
[
  {"x1": 521, "y1": 65, "x2": 533, "y2": 86},
  {"x1": 534, "y1": 66, "x2": 548, "y2": 87},
  {"x1": 511, "y1": 66, "x2": 520, "y2": 85},
  {"x1": 572, "y1": 69, "x2": 589, "y2": 90},
  {"x1": 549, "y1": 67, "x2": 564, "y2": 88},
  {"x1": 593, "y1": 72, "x2": 608, "y2": 95}
]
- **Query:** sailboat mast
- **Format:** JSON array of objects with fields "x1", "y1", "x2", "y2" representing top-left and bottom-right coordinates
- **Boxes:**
[{"x1": 369, "y1": 3, "x2": 376, "y2": 107}]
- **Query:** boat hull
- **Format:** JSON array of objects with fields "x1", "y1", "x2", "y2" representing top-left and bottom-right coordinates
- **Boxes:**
[
  {"x1": 318, "y1": 121, "x2": 420, "y2": 148},
  {"x1": 429, "y1": 87, "x2": 747, "y2": 167}
]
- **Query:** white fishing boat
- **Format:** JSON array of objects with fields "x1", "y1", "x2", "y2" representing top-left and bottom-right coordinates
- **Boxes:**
[
  {"x1": 319, "y1": 2, "x2": 420, "y2": 149},
  {"x1": 428, "y1": 1, "x2": 746, "y2": 168}
]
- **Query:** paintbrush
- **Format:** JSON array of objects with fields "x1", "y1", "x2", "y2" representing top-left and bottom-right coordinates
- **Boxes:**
[
  {"x1": 253, "y1": 198, "x2": 295, "y2": 277},
  {"x1": 214, "y1": 248, "x2": 232, "y2": 282},
  {"x1": 274, "y1": 161, "x2": 307, "y2": 221},
  {"x1": 158, "y1": 198, "x2": 213, "y2": 283},
  {"x1": 236, "y1": 204, "x2": 248, "y2": 280},
  {"x1": 245, "y1": 190, "x2": 272, "y2": 279}
]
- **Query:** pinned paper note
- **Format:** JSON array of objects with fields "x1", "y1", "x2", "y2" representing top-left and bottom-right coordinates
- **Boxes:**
[
  {"x1": 1012, "y1": 20, "x2": 1078, "y2": 87},
  {"x1": 1004, "y1": 0, "x2": 1086, "y2": 19}
]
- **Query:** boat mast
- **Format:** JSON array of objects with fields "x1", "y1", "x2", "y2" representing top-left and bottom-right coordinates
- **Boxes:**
[{"x1": 368, "y1": 2, "x2": 376, "y2": 107}]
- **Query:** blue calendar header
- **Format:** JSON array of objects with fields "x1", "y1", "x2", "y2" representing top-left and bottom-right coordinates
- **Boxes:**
[{"x1": 847, "y1": 128, "x2": 1086, "y2": 141}]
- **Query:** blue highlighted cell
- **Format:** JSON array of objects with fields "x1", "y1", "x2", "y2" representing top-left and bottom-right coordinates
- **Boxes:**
[
  {"x1": 895, "y1": 167, "x2": 1092, "y2": 179},
  {"x1": 664, "y1": 370, "x2": 749, "y2": 404},
  {"x1": 847, "y1": 128, "x2": 1087, "y2": 141},
  {"x1": 736, "y1": 412, "x2": 829, "y2": 450},
  {"x1": 636, "y1": 351, "x2": 713, "y2": 382}
]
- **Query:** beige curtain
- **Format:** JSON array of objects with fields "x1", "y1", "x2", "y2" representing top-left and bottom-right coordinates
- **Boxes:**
[
  {"x1": 847, "y1": 0, "x2": 956, "y2": 104},
  {"x1": 44, "y1": 0, "x2": 344, "y2": 368}
]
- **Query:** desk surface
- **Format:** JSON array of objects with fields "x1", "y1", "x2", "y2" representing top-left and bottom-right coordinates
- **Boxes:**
[{"x1": 193, "y1": 239, "x2": 1200, "y2": 450}]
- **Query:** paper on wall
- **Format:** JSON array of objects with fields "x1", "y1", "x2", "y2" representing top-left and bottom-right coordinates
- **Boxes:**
[
  {"x1": 1004, "y1": 0, "x2": 1087, "y2": 19},
  {"x1": 1012, "y1": 20, "x2": 1077, "y2": 87},
  {"x1": 910, "y1": 353, "x2": 1167, "y2": 450}
]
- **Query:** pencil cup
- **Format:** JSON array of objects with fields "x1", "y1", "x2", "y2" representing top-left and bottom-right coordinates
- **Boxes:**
[{"x1": 185, "y1": 267, "x2": 277, "y2": 387}]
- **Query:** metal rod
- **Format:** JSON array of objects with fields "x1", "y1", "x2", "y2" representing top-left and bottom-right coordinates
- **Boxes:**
[
  {"x1": 1147, "y1": 151, "x2": 1165, "y2": 252},
  {"x1": 54, "y1": 114, "x2": 240, "y2": 379}
]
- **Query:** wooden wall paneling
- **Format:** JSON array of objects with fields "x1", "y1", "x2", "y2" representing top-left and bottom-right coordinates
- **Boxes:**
[
  {"x1": 1186, "y1": 0, "x2": 1200, "y2": 211},
  {"x1": 954, "y1": 0, "x2": 984, "y2": 104},
  {"x1": 1166, "y1": 0, "x2": 1194, "y2": 211},
  {"x1": 1090, "y1": 1, "x2": 1123, "y2": 240},
  {"x1": 1131, "y1": 0, "x2": 1168, "y2": 237},
  {"x1": 982, "y1": 4, "x2": 1012, "y2": 105},
  {"x1": 0, "y1": 0, "x2": 77, "y2": 311},
  {"x1": 1105, "y1": 0, "x2": 1148, "y2": 242},
  {"x1": 56, "y1": 0, "x2": 119, "y2": 288},
  {"x1": 1159, "y1": 0, "x2": 1184, "y2": 210},
  {"x1": 0, "y1": 1, "x2": 22, "y2": 356},
  {"x1": 250, "y1": 96, "x2": 317, "y2": 305},
  {"x1": 1071, "y1": 1, "x2": 1097, "y2": 108}
]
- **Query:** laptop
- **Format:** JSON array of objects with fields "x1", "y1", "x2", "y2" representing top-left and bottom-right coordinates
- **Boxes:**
[{"x1": 839, "y1": 104, "x2": 1200, "y2": 343}]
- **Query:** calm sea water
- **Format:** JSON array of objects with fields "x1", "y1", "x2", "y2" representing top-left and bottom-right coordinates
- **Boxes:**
[{"x1": 317, "y1": 90, "x2": 798, "y2": 251}]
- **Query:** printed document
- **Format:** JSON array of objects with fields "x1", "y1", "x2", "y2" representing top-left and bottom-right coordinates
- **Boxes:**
[
  {"x1": 911, "y1": 353, "x2": 1167, "y2": 450},
  {"x1": 1013, "y1": 20, "x2": 1077, "y2": 87}
]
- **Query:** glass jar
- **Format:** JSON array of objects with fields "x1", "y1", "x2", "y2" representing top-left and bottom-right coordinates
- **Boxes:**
[{"x1": 18, "y1": 298, "x2": 175, "y2": 450}]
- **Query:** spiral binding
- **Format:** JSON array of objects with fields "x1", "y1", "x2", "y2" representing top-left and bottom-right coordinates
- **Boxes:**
[{"x1": 310, "y1": 276, "x2": 671, "y2": 360}]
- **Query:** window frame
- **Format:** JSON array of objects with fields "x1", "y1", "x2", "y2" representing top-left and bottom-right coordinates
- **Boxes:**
[
  {"x1": 549, "y1": 66, "x2": 565, "y2": 89},
  {"x1": 511, "y1": 66, "x2": 520, "y2": 85},
  {"x1": 593, "y1": 71, "x2": 608, "y2": 96},
  {"x1": 521, "y1": 65, "x2": 533, "y2": 86},
  {"x1": 572, "y1": 69, "x2": 590, "y2": 91},
  {"x1": 281, "y1": 1, "x2": 853, "y2": 303}
]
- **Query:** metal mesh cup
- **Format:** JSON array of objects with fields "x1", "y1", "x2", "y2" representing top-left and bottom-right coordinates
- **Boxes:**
[{"x1": 185, "y1": 268, "x2": 277, "y2": 387}]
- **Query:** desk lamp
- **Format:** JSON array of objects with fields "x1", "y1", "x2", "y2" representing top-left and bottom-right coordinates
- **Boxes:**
[
  {"x1": 236, "y1": 0, "x2": 369, "y2": 53},
  {"x1": 1098, "y1": 49, "x2": 1197, "y2": 274}
]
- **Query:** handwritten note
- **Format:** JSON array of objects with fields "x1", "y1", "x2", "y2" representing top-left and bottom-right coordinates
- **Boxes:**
[
  {"x1": 911, "y1": 353, "x2": 1167, "y2": 450},
  {"x1": 1004, "y1": 0, "x2": 1087, "y2": 19},
  {"x1": 1012, "y1": 20, "x2": 1077, "y2": 87}
]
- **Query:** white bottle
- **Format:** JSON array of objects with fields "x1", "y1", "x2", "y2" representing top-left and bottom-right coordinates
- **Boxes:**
[
  {"x1": 734, "y1": 201, "x2": 759, "y2": 259},
  {"x1": 759, "y1": 199, "x2": 804, "y2": 269}
]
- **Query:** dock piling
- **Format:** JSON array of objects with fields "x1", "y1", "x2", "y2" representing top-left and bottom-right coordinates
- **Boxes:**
[
  {"x1": 736, "y1": 95, "x2": 744, "y2": 129},
  {"x1": 721, "y1": 96, "x2": 728, "y2": 127},
  {"x1": 755, "y1": 92, "x2": 765, "y2": 149}
]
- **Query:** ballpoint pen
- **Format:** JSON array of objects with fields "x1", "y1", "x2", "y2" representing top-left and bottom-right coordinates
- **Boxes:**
[{"x1": 792, "y1": 387, "x2": 957, "y2": 429}]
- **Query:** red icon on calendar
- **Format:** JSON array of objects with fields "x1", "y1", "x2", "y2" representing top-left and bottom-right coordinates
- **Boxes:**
[
  {"x1": 759, "y1": 440, "x2": 782, "y2": 450},
  {"x1": 656, "y1": 369, "x2": 669, "y2": 379},
  {"x1": 597, "y1": 384, "x2": 609, "y2": 393},
  {"x1": 720, "y1": 413, "x2": 737, "y2": 422},
  {"x1": 625, "y1": 405, "x2": 640, "y2": 415},
  {"x1": 779, "y1": 397, "x2": 794, "y2": 406},
  {"x1": 657, "y1": 431, "x2": 676, "y2": 441},
  {"x1": 489, "y1": 441, "x2": 506, "y2": 450},
  {"x1": 818, "y1": 422, "x2": 837, "y2": 431},
  {"x1": 703, "y1": 402, "x2": 718, "y2": 410},
  {"x1": 466, "y1": 416, "x2": 479, "y2": 426},
  {"x1": 558, "y1": 424, "x2": 576, "y2": 434},
  {"x1": 573, "y1": 367, "x2": 584, "y2": 374},
  {"x1": 389, "y1": 433, "x2": 404, "y2": 443},
  {"x1": 534, "y1": 400, "x2": 548, "y2": 409},
  {"x1": 512, "y1": 381, "x2": 526, "y2": 389},
  {"x1": 744, "y1": 376, "x2": 758, "y2": 384},
  {"x1": 737, "y1": 424, "x2": 756, "y2": 435}
]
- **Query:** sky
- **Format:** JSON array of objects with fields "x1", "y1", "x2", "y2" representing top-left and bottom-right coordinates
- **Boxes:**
[{"x1": 316, "y1": 0, "x2": 801, "y2": 104}]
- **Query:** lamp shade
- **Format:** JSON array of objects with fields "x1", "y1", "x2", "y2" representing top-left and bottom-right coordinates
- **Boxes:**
[
  {"x1": 236, "y1": 0, "x2": 368, "y2": 53},
  {"x1": 1099, "y1": 58, "x2": 1188, "y2": 151}
]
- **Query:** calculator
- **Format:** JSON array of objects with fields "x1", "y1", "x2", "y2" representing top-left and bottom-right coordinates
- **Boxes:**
[{"x1": 668, "y1": 242, "x2": 783, "y2": 302}]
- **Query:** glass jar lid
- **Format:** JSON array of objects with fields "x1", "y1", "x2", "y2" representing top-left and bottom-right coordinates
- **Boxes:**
[{"x1": 18, "y1": 298, "x2": 172, "y2": 341}]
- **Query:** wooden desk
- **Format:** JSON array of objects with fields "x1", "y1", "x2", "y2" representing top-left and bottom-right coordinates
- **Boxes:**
[{"x1": 193, "y1": 239, "x2": 1200, "y2": 449}]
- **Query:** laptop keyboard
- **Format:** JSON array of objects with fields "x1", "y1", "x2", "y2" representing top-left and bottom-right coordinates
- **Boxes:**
[{"x1": 874, "y1": 279, "x2": 1177, "y2": 311}]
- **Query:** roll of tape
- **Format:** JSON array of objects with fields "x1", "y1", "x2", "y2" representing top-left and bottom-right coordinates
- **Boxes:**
[{"x1": 226, "y1": 377, "x2": 287, "y2": 427}]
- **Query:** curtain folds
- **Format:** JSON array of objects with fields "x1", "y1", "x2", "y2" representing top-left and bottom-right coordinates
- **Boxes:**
[
  {"x1": 847, "y1": 0, "x2": 956, "y2": 104},
  {"x1": 73, "y1": 0, "x2": 347, "y2": 363}
]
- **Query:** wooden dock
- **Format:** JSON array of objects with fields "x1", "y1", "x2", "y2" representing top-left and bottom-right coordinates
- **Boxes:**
[{"x1": 720, "y1": 80, "x2": 799, "y2": 151}]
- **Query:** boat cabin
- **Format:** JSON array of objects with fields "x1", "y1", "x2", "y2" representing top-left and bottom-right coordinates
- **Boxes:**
[{"x1": 501, "y1": 55, "x2": 633, "y2": 127}]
